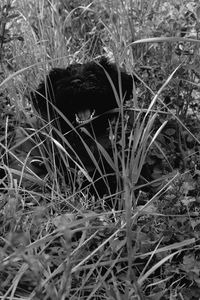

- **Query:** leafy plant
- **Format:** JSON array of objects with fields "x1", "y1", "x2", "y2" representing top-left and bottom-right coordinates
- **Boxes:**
[{"x1": 1, "y1": 0, "x2": 200, "y2": 299}]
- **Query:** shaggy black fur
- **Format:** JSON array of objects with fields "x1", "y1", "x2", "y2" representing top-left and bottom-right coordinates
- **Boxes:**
[
  {"x1": 31, "y1": 57, "x2": 133, "y2": 133},
  {"x1": 31, "y1": 57, "x2": 133, "y2": 199}
]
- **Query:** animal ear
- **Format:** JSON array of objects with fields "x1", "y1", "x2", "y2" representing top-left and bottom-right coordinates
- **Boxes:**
[
  {"x1": 98, "y1": 56, "x2": 111, "y2": 67},
  {"x1": 99, "y1": 56, "x2": 133, "y2": 99},
  {"x1": 99, "y1": 56, "x2": 138, "y2": 85},
  {"x1": 98, "y1": 56, "x2": 116, "y2": 74},
  {"x1": 98, "y1": 56, "x2": 129, "y2": 80}
]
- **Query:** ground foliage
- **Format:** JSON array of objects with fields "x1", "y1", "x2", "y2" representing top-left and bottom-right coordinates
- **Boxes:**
[{"x1": 1, "y1": 0, "x2": 200, "y2": 299}]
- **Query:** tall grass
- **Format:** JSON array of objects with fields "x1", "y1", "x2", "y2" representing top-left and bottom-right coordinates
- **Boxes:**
[{"x1": 0, "y1": 0, "x2": 199, "y2": 299}]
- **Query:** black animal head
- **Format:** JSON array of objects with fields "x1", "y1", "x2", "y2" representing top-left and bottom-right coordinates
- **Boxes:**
[{"x1": 31, "y1": 57, "x2": 133, "y2": 134}]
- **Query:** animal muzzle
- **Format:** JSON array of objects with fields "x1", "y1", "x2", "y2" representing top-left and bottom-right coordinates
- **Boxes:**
[{"x1": 75, "y1": 109, "x2": 95, "y2": 124}]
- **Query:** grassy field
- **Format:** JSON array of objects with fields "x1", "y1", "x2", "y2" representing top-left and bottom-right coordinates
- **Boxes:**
[{"x1": 1, "y1": 0, "x2": 200, "y2": 299}]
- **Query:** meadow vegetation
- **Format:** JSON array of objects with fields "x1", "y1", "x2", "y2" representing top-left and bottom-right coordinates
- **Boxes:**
[{"x1": 0, "y1": 0, "x2": 200, "y2": 299}]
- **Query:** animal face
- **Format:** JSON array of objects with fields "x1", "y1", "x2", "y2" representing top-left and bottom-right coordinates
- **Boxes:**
[{"x1": 31, "y1": 57, "x2": 133, "y2": 134}]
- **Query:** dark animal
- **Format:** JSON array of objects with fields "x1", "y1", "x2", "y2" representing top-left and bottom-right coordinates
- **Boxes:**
[
  {"x1": 31, "y1": 57, "x2": 133, "y2": 199},
  {"x1": 31, "y1": 57, "x2": 133, "y2": 134}
]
